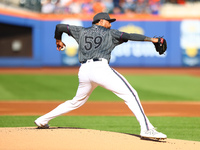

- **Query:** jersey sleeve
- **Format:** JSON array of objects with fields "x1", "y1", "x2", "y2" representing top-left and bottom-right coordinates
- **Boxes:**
[
  {"x1": 110, "y1": 29, "x2": 147, "y2": 44},
  {"x1": 121, "y1": 32, "x2": 147, "y2": 41},
  {"x1": 68, "y1": 25, "x2": 84, "y2": 43},
  {"x1": 54, "y1": 24, "x2": 83, "y2": 43},
  {"x1": 110, "y1": 29, "x2": 128, "y2": 45}
]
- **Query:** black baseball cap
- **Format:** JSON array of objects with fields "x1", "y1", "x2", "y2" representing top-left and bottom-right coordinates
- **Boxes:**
[{"x1": 92, "y1": 12, "x2": 116, "y2": 24}]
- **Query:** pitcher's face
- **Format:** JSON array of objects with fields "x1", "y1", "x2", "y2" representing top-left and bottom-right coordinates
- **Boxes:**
[{"x1": 99, "y1": 19, "x2": 112, "y2": 29}]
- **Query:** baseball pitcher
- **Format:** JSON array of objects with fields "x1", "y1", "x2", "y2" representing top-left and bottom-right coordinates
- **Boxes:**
[{"x1": 35, "y1": 12, "x2": 167, "y2": 140}]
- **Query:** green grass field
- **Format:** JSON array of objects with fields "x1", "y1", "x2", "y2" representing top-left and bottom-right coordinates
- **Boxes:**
[
  {"x1": 0, "y1": 74, "x2": 200, "y2": 101},
  {"x1": 0, "y1": 74, "x2": 200, "y2": 141}
]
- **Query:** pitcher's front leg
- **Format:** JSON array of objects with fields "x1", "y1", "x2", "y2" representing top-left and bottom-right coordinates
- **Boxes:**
[{"x1": 34, "y1": 80, "x2": 97, "y2": 128}]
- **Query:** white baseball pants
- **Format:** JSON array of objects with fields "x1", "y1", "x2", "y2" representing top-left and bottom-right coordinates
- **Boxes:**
[{"x1": 36, "y1": 58, "x2": 154, "y2": 131}]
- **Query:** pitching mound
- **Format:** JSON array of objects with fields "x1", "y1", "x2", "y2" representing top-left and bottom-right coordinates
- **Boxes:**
[{"x1": 0, "y1": 127, "x2": 199, "y2": 150}]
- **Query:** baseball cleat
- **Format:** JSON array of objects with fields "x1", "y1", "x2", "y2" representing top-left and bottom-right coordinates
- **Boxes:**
[
  {"x1": 34, "y1": 120, "x2": 49, "y2": 129},
  {"x1": 141, "y1": 137, "x2": 166, "y2": 141},
  {"x1": 140, "y1": 128, "x2": 167, "y2": 140}
]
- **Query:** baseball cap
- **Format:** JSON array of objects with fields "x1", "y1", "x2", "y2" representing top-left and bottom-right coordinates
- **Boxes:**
[{"x1": 92, "y1": 12, "x2": 116, "y2": 24}]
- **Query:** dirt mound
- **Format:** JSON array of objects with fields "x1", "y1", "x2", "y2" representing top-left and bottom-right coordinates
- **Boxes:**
[{"x1": 0, "y1": 127, "x2": 199, "y2": 150}]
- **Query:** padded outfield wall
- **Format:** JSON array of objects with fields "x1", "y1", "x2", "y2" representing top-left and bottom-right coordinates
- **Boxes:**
[{"x1": 0, "y1": 9, "x2": 200, "y2": 67}]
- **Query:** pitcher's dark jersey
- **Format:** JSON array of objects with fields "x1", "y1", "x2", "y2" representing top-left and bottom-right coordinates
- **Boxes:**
[
  {"x1": 55, "y1": 24, "x2": 146, "y2": 62},
  {"x1": 55, "y1": 24, "x2": 126, "y2": 62}
]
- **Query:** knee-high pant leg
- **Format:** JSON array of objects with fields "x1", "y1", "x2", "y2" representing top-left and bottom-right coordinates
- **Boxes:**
[
  {"x1": 96, "y1": 67, "x2": 154, "y2": 131},
  {"x1": 36, "y1": 69, "x2": 97, "y2": 125}
]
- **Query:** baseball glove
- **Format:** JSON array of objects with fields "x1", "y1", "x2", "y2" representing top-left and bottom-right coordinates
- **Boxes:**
[{"x1": 153, "y1": 37, "x2": 167, "y2": 55}]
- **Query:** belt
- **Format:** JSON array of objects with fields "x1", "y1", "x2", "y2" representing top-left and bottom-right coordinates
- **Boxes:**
[{"x1": 80, "y1": 58, "x2": 103, "y2": 64}]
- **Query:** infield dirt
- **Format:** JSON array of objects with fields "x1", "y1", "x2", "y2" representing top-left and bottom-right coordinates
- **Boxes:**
[
  {"x1": 0, "y1": 101, "x2": 200, "y2": 117},
  {"x1": 0, "y1": 127, "x2": 199, "y2": 150}
]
